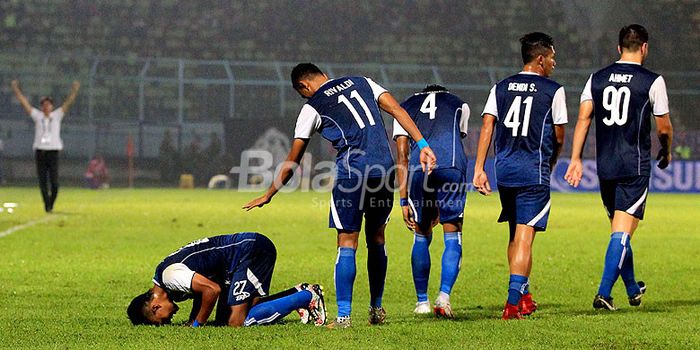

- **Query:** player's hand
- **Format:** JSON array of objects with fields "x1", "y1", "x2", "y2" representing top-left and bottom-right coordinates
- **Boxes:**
[
  {"x1": 419, "y1": 147, "x2": 437, "y2": 174},
  {"x1": 564, "y1": 159, "x2": 583, "y2": 187},
  {"x1": 11, "y1": 80, "x2": 19, "y2": 89},
  {"x1": 656, "y1": 149, "x2": 671, "y2": 169},
  {"x1": 242, "y1": 195, "x2": 271, "y2": 211},
  {"x1": 472, "y1": 170, "x2": 491, "y2": 195},
  {"x1": 71, "y1": 80, "x2": 81, "y2": 91},
  {"x1": 401, "y1": 205, "x2": 416, "y2": 231}
]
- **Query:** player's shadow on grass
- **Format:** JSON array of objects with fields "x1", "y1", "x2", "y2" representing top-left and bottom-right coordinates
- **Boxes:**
[{"x1": 545, "y1": 299, "x2": 700, "y2": 317}]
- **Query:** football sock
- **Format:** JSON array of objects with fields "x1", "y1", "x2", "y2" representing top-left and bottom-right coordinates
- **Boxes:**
[
  {"x1": 367, "y1": 243, "x2": 388, "y2": 308},
  {"x1": 439, "y1": 231, "x2": 462, "y2": 295},
  {"x1": 335, "y1": 247, "x2": 356, "y2": 318},
  {"x1": 257, "y1": 286, "x2": 301, "y2": 304},
  {"x1": 507, "y1": 274, "x2": 528, "y2": 305},
  {"x1": 411, "y1": 232, "x2": 432, "y2": 303},
  {"x1": 597, "y1": 232, "x2": 627, "y2": 298},
  {"x1": 619, "y1": 237, "x2": 642, "y2": 297},
  {"x1": 244, "y1": 290, "x2": 312, "y2": 326}
]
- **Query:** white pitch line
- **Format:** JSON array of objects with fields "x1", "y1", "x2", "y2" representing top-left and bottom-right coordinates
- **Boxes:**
[{"x1": 0, "y1": 215, "x2": 61, "y2": 238}]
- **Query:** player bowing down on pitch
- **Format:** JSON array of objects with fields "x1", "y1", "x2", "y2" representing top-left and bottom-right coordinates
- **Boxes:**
[
  {"x1": 244, "y1": 63, "x2": 436, "y2": 328},
  {"x1": 127, "y1": 232, "x2": 326, "y2": 327},
  {"x1": 473, "y1": 32, "x2": 567, "y2": 320},
  {"x1": 565, "y1": 24, "x2": 673, "y2": 311}
]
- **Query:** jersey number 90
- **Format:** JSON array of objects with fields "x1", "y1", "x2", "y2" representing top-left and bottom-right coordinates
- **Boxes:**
[{"x1": 602, "y1": 86, "x2": 631, "y2": 126}]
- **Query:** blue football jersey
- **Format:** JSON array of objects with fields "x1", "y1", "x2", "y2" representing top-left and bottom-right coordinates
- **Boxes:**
[
  {"x1": 483, "y1": 72, "x2": 568, "y2": 187},
  {"x1": 294, "y1": 76, "x2": 394, "y2": 179},
  {"x1": 152, "y1": 232, "x2": 259, "y2": 301},
  {"x1": 394, "y1": 91, "x2": 469, "y2": 171},
  {"x1": 583, "y1": 62, "x2": 669, "y2": 180}
]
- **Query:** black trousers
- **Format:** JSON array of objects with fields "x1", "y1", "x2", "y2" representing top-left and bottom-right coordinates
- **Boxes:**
[{"x1": 35, "y1": 150, "x2": 59, "y2": 212}]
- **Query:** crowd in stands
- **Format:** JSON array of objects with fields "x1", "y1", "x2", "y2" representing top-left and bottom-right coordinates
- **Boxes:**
[{"x1": 1, "y1": 0, "x2": 697, "y2": 71}]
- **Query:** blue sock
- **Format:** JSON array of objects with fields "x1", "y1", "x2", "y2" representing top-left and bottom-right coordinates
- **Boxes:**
[
  {"x1": 411, "y1": 233, "x2": 432, "y2": 302},
  {"x1": 367, "y1": 243, "x2": 388, "y2": 308},
  {"x1": 244, "y1": 290, "x2": 312, "y2": 326},
  {"x1": 335, "y1": 247, "x2": 356, "y2": 317},
  {"x1": 619, "y1": 238, "x2": 641, "y2": 297},
  {"x1": 597, "y1": 232, "x2": 627, "y2": 298},
  {"x1": 507, "y1": 274, "x2": 528, "y2": 305},
  {"x1": 439, "y1": 232, "x2": 462, "y2": 295}
]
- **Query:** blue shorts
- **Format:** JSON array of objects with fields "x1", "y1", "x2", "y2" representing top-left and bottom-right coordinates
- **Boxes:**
[
  {"x1": 330, "y1": 175, "x2": 394, "y2": 232},
  {"x1": 497, "y1": 185, "x2": 551, "y2": 232},
  {"x1": 228, "y1": 234, "x2": 276, "y2": 305},
  {"x1": 407, "y1": 168, "x2": 467, "y2": 225},
  {"x1": 599, "y1": 176, "x2": 649, "y2": 220}
]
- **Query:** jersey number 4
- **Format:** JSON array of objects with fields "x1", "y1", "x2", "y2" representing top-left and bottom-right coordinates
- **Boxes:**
[
  {"x1": 338, "y1": 90, "x2": 376, "y2": 129},
  {"x1": 504, "y1": 96, "x2": 533, "y2": 137},
  {"x1": 420, "y1": 93, "x2": 437, "y2": 119},
  {"x1": 602, "y1": 86, "x2": 630, "y2": 126}
]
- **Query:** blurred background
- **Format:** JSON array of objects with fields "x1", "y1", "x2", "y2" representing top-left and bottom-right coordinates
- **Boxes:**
[{"x1": 0, "y1": 0, "x2": 697, "y2": 188}]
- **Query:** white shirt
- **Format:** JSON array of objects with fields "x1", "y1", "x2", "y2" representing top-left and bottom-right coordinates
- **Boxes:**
[
  {"x1": 31, "y1": 107, "x2": 64, "y2": 150},
  {"x1": 155, "y1": 263, "x2": 196, "y2": 294},
  {"x1": 580, "y1": 61, "x2": 670, "y2": 116}
]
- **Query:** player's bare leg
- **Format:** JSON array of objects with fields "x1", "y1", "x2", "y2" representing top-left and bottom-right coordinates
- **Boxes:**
[{"x1": 503, "y1": 224, "x2": 536, "y2": 320}]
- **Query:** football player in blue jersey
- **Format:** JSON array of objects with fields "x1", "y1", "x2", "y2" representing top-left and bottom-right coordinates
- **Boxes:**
[
  {"x1": 473, "y1": 32, "x2": 568, "y2": 320},
  {"x1": 393, "y1": 84, "x2": 470, "y2": 318},
  {"x1": 127, "y1": 232, "x2": 326, "y2": 327},
  {"x1": 565, "y1": 24, "x2": 673, "y2": 311},
  {"x1": 243, "y1": 63, "x2": 436, "y2": 328}
]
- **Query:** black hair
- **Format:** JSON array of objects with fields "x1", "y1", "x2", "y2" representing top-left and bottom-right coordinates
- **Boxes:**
[
  {"x1": 422, "y1": 84, "x2": 448, "y2": 93},
  {"x1": 619, "y1": 24, "x2": 649, "y2": 52},
  {"x1": 127, "y1": 290, "x2": 154, "y2": 325},
  {"x1": 290, "y1": 63, "x2": 324, "y2": 89},
  {"x1": 39, "y1": 96, "x2": 54, "y2": 105},
  {"x1": 520, "y1": 32, "x2": 555, "y2": 64}
]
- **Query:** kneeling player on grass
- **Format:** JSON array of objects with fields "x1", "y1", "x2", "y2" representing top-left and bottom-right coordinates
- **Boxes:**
[
  {"x1": 127, "y1": 232, "x2": 326, "y2": 327},
  {"x1": 394, "y1": 84, "x2": 470, "y2": 318},
  {"x1": 473, "y1": 32, "x2": 567, "y2": 320}
]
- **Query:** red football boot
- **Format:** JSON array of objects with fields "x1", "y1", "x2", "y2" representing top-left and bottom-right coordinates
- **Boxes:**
[
  {"x1": 518, "y1": 293, "x2": 538, "y2": 316},
  {"x1": 501, "y1": 302, "x2": 523, "y2": 320}
]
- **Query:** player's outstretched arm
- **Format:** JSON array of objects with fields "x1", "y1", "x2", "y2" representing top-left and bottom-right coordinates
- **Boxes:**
[
  {"x1": 10, "y1": 80, "x2": 33, "y2": 116},
  {"x1": 242, "y1": 138, "x2": 309, "y2": 211},
  {"x1": 472, "y1": 114, "x2": 495, "y2": 195},
  {"x1": 378, "y1": 92, "x2": 436, "y2": 173},
  {"x1": 396, "y1": 135, "x2": 416, "y2": 231},
  {"x1": 655, "y1": 113, "x2": 673, "y2": 169},
  {"x1": 190, "y1": 273, "x2": 221, "y2": 327},
  {"x1": 61, "y1": 81, "x2": 81, "y2": 113},
  {"x1": 564, "y1": 101, "x2": 593, "y2": 187}
]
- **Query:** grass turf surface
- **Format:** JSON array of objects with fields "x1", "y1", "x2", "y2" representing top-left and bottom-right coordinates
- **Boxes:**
[{"x1": 0, "y1": 187, "x2": 699, "y2": 349}]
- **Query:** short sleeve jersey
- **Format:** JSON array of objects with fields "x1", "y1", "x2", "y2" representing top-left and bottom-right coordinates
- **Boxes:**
[
  {"x1": 482, "y1": 72, "x2": 568, "y2": 187},
  {"x1": 393, "y1": 91, "x2": 470, "y2": 171},
  {"x1": 581, "y1": 61, "x2": 669, "y2": 180},
  {"x1": 31, "y1": 107, "x2": 64, "y2": 150},
  {"x1": 152, "y1": 232, "x2": 259, "y2": 301},
  {"x1": 293, "y1": 77, "x2": 394, "y2": 179}
]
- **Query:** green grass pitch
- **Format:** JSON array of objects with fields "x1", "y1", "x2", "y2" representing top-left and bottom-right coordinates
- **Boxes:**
[{"x1": 0, "y1": 187, "x2": 699, "y2": 349}]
